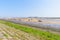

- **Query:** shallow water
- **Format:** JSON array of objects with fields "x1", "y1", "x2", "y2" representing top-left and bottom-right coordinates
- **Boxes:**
[
  {"x1": 2, "y1": 19, "x2": 60, "y2": 31},
  {"x1": 11, "y1": 19, "x2": 60, "y2": 29}
]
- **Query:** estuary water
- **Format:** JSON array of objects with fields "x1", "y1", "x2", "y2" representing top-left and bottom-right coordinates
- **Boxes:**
[{"x1": 1, "y1": 19, "x2": 60, "y2": 31}]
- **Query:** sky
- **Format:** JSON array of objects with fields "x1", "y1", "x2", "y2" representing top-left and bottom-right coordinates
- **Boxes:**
[{"x1": 0, "y1": 0, "x2": 60, "y2": 17}]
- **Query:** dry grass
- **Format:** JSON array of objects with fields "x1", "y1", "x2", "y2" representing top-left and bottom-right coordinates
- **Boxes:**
[{"x1": 0, "y1": 23, "x2": 38, "y2": 40}]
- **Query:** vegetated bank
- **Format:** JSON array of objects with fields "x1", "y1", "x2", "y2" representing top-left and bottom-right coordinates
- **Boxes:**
[{"x1": 0, "y1": 20, "x2": 60, "y2": 40}]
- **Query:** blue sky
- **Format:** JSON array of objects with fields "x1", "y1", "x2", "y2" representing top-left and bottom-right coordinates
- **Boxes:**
[{"x1": 0, "y1": 0, "x2": 60, "y2": 17}]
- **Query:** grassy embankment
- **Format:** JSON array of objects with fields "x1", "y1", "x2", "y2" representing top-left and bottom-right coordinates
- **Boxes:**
[{"x1": 0, "y1": 20, "x2": 60, "y2": 40}]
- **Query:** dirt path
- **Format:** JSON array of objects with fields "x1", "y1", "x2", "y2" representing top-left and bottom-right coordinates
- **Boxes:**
[{"x1": 0, "y1": 23, "x2": 39, "y2": 40}]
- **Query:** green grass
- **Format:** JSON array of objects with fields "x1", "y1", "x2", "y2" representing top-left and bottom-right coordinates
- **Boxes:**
[
  {"x1": 0, "y1": 20, "x2": 60, "y2": 40},
  {"x1": 3, "y1": 33, "x2": 8, "y2": 37}
]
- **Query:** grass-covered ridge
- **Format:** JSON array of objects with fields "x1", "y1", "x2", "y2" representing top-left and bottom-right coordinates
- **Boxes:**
[{"x1": 0, "y1": 20, "x2": 60, "y2": 40}]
